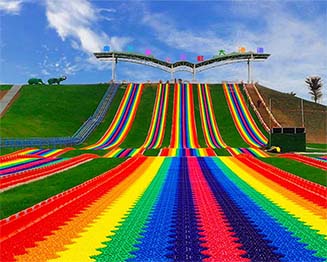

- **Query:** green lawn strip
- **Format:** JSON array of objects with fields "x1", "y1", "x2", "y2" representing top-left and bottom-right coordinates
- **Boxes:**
[
  {"x1": 92, "y1": 158, "x2": 171, "y2": 261},
  {"x1": 210, "y1": 84, "x2": 248, "y2": 147},
  {"x1": 0, "y1": 84, "x2": 108, "y2": 138},
  {"x1": 0, "y1": 85, "x2": 13, "y2": 90},
  {"x1": 79, "y1": 87, "x2": 126, "y2": 147},
  {"x1": 214, "y1": 148, "x2": 231, "y2": 156},
  {"x1": 120, "y1": 85, "x2": 157, "y2": 148},
  {"x1": 260, "y1": 157, "x2": 327, "y2": 186},
  {"x1": 0, "y1": 148, "x2": 24, "y2": 156},
  {"x1": 0, "y1": 158, "x2": 124, "y2": 219},
  {"x1": 192, "y1": 84, "x2": 207, "y2": 148},
  {"x1": 161, "y1": 84, "x2": 174, "y2": 147},
  {"x1": 144, "y1": 149, "x2": 160, "y2": 156},
  {"x1": 307, "y1": 143, "x2": 327, "y2": 152},
  {"x1": 214, "y1": 158, "x2": 327, "y2": 258}
]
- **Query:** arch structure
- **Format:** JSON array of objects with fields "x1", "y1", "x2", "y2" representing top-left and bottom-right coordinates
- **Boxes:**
[{"x1": 93, "y1": 51, "x2": 270, "y2": 82}]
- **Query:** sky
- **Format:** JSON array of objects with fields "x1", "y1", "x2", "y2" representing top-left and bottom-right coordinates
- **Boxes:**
[{"x1": 0, "y1": 0, "x2": 326, "y2": 103}]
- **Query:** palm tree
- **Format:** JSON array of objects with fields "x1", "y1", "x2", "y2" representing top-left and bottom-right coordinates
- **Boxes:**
[{"x1": 305, "y1": 76, "x2": 323, "y2": 103}]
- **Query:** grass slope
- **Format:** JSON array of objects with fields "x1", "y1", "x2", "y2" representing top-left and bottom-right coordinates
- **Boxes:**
[
  {"x1": 120, "y1": 84, "x2": 157, "y2": 148},
  {"x1": 210, "y1": 84, "x2": 248, "y2": 147},
  {"x1": 0, "y1": 85, "x2": 13, "y2": 91},
  {"x1": 0, "y1": 158, "x2": 124, "y2": 219},
  {"x1": 261, "y1": 157, "x2": 327, "y2": 186},
  {"x1": 0, "y1": 84, "x2": 108, "y2": 138},
  {"x1": 257, "y1": 84, "x2": 327, "y2": 144}
]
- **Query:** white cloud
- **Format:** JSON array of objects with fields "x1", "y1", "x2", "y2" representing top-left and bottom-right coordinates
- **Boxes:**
[
  {"x1": 141, "y1": 3, "x2": 327, "y2": 104},
  {"x1": 0, "y1": 0, "x2": 23, "y2": 14},
  {"x1": 45, "y1": 0, "x2": 131, "y2": 54}
]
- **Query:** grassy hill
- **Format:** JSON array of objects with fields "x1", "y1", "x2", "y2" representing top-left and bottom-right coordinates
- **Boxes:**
[
  {"x1": 257, "y1": 84, "x2": 326, "y2": 144},
  {"x1": 0, "y1": 84, "x2": 108, "y2": 138}
]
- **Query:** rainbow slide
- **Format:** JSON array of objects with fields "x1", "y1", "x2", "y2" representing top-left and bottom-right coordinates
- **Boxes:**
[
  {"x1": 279, "y1": 153, "x2": 327, "y2": 171},
  {"x1": 1, "y1": 156, "x2": 326, "y2": 261},
  {"x1": 85, "y1": 83, "x2": 143, "y2": 150},
  {"x1": 227, "y1": 147, "x2": 269, "y2": 158},
  {"x1": 197, "y1": 83, "x2": 227, "y2": 148},
  {"x1": 0, "y1": 154, "x2": 97, "y2": 191},
  {"x1": 142, "y1": 83, "x2": 170, "y2": 149},
  {"x1": 223, "y1": 83, "x2": 268, "y2": 147},
  {"x1": 170, "y1": 83, "x2": 200, "y2": 148}
]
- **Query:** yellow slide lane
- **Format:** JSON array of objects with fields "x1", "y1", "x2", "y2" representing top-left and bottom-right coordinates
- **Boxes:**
[
  {"x1": 222, "y1": 157, "x2": 327, "y2": 236},
  {"x1": 14, "y1": 158, "x2": 151, "y2": 262},
  {"x1": 48, "y1": 157, "x2": 163, "y2": 262}
]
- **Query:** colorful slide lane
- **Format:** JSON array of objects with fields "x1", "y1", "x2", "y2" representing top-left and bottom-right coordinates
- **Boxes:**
[
  {"x1": 197, "y1": 83, "x2": 227, "y2": 148},
  {"x1": 227, "y1": 147, "x2": 269, "y2": 158},
  {"x1": 104, "y1": 148, "x2": 144, "y2": 158},
  {"x1": 142, "y1": 83, "x2": 170, "y2": 149},
  {"x1": 159, "y1": 148, "x2": 216, "y2": 157},
  {"x1": 223, "y1": 83, "x2": 268, "y2": 147},
  {"x1": 0, "y1": 156, "x2": 63, "y2": 176},
  {"x1": 0, "y1": 154, "x2": 98, "y2": 191},
  {"x1": 170, "y1": 83, "x2": 200, "y2": 149},
  {"x1": 1, "y1": 156, "x2": 326, "y2": 261},
  {"x1": 279, "y1": 153, "x2": 327, "y2": 171},
  {"x1": 85, "y1": 83, "x2": 143, "y2": 150}
]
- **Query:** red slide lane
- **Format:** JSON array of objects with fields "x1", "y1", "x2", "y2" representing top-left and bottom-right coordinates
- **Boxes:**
[
  {"x1": 187, "y1": 158, "x2": 248, "y2": 261},
  {"x1": 279, "y1": 153, "x2": 327, "y2": 171},
  {"x1": 0, "y1": 156, "x2": 146, "y2": 261},
  {"x1": 0, "y1": 154, "x2": 98, "y2": 191},
  {"x1": 236, "y1": 155, "x2": 327, "y2": 208}
]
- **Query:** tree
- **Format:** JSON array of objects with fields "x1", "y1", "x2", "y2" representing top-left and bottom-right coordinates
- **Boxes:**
[{"x1": 305, "y1": 76, "x2": 323, "y2": 103}]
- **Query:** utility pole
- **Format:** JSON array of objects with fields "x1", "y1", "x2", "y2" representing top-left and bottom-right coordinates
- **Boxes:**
[
  {"x1": 247, "y1": 59, "x2": 251, "y2": 84},
  {"x1": 111, "y1": 53, "x2": 116, "y2": 81},
  {"x1": 301, "y1": 99, "x2": 305, "y2": 127}
]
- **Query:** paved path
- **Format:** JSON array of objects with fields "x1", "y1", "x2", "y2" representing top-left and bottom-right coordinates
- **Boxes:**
[{"x1": 0, "y1": 85, "x2": 23, "y2": 117}]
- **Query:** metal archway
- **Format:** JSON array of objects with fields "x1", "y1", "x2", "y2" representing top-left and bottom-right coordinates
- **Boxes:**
[{"x1": 94, "y1": 51, "x2": 270, "y2": 82}]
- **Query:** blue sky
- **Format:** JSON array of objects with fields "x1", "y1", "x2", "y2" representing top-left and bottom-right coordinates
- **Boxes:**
[{"x1": 0, "y1": 0, "x2": 326, "y2": 103}]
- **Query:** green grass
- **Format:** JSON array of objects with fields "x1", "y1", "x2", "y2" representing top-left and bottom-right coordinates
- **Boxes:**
[
  {"x1": 144, "y1": 149, "x2": 161, "y2": 156},
  {"x1": 210, "y1": 84, "x2": 248, "y2": 147},
  {"x1": 306, "y1": 143, "x2": 327, "y2": 152},
  {"x1": 80, "y1": 86, "x2": 127, "y2": 147},
  {"x1": 0, "y1": 84, "x2": 108, "y2": 138},
  {"x1": 161, "y1": 85, "x2": 174, "y2": 147},
  {"x1": 261, "y1": 157, "x2": 327, "y2": 186},
  {"x1": 0, "y1": 85, "x2": 12, "y2": 90},
  {"x1": 214, "y1": 148, "x2": 231, "y2": 156},
  {"x1": 0, "y1": 158, "x2": 124, "y2": 219},
  {"x1": 192, "y1": 84, "x2": 208, "y2": 147},
  {"x1": 120, "y1": 85, "x2": 157, "y2": 147},
  {"x1": 0, "y1": 147, "x2": 24, "y2": 156}
]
